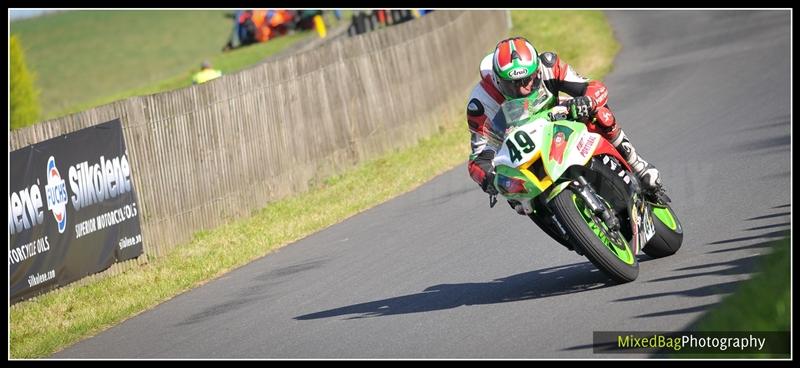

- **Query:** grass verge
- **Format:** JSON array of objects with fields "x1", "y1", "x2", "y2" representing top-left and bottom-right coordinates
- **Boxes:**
[
  {"x1": 667, "y1": 235, "x2": 791, "y2": 359},
  {"x1": 11, "y1": 10, "x2": 350, "y2": 122},
  {"x1": 511, "y1": 10, "x2": 620, "y2": 80},
  {"x1": 10, "y1": 116, "x2": 468, "y2": 358},
  {"x1": 11, "y1": 10, "x2": 233, "y2": 120},
  {"x1": 57, "y1": 31, "x2": 314, "y2": 118},
  {"x1": 9, "y1": 10, "x2": 619, "y2": 358}
]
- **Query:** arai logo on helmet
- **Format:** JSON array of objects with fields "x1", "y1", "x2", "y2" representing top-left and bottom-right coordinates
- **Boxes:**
[
  {"x1": 45, "y1": 156, "x2": 69, "y2": 234},
  {"x1": 509, "y1": 68, "x2": 529, "y2": 79}
]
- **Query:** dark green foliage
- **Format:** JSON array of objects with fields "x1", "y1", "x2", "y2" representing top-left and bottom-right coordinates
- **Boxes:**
[{"x1": 10, "y1": 35, "x2": 41, "y2": 130}]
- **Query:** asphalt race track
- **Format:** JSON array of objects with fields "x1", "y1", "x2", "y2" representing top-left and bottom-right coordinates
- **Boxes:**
[{"x1": 54, "y1": 10, "x2": 790, "y2": 358}]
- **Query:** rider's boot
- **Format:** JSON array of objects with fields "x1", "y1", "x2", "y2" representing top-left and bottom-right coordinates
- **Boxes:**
[{"x1": 611, "y1": 130, "x2": 662, "y2": 193}]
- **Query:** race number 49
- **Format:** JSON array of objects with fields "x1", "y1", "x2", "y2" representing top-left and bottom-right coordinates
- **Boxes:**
[{"x1": 506, "y1": 131, "x2": 536, "y2": 163}]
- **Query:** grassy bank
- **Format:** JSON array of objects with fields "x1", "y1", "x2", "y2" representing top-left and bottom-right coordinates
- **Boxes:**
[
  {"x1": 511, "y1": 10, "x2": 619, "y2": 79},
  {"x1": 59, "y1": 31, "x2": 312, "y2": 118},
  {"x1": 11, "y1": 10, "x2": 233, "y2": 120},
  {"x1": 670, "y1": 236, "x2": 791, "y2": 358},
  {"x1": 11, "y1": 10, "x2": 348, "y2": 122},
  {"x1": 9, "y1": 10, "x2": 619, "y2": 358}
]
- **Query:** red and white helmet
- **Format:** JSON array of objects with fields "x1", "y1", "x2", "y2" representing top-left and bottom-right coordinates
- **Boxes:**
[{"x1": 492, "y1": 37, "x2": 540, "y2": 98}]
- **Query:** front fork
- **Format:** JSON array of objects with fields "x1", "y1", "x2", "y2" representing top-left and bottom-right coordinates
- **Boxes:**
[{"x1": 569, "y1": 175, "x2": 620, "y2": 231}]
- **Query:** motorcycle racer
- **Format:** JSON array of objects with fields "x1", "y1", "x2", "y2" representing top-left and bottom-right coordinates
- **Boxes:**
[{"x1": 467, "y1": 37, "x2": 662, "y2": 206}]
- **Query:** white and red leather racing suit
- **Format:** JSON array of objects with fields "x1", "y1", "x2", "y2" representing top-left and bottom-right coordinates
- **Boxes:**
[{"x1": 466, "y1": 51, "x2": 621, "y2": 188}]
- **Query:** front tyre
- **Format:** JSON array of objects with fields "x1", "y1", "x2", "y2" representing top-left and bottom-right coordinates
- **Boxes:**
[{"x1": 551, "y1": 189, "x2": 639, "y2": 283}]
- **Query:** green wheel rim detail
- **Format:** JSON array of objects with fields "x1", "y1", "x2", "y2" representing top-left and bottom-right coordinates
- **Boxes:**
[
  {"x1": 572, "y1": 194, "x2": 635, "y2": 265},
  {"x1": 652, "y1": 206, "x2": 677, "y2": 231}
]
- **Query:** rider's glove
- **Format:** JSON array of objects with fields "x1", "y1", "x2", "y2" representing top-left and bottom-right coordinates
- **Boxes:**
[
  {"x1": 566, "y1": 96, "x2": 595, "y2": 121},
  {"x1": 473, "y1": 150, "x2": 498, "y2": 195},
  {"x1": 481, "y1": 169, "x2": 498, "y2": 195}
]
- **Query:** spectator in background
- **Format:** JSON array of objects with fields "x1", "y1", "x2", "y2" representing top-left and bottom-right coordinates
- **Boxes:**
[
  {"x1": 223, "y1": 9, "x2": 301, "y2": 51},
  {"x1": 348, "y1": 10, "x2": 374, "y2": 36},
  {"x1": 265, "y1": 9, "x2": 295, "y2": 39},
  {"x1": 192, "y1": 61, "x2": 222, "y2": 85},
  {"x1": 294, "y1": 10, "x2": 323, "y2": 31},
  {"x1": 389, "y1": 10, "x2": 414, "y2": 25},
  {"x1": 223, "y1": 10, "x2": 257, "y2": 51},
  {"x1": 348, "y1": 9, "x2": 422, "y2": 37}
]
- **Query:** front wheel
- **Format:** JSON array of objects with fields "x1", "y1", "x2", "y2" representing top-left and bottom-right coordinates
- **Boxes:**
[{"x1": 550, "y1": 188, "x2": 639, "y2": 283}]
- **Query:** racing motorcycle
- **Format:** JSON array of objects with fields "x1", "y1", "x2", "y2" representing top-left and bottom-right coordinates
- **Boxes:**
[{"x1": 488, "y1": 92, "x2": 683, "y2": 283}]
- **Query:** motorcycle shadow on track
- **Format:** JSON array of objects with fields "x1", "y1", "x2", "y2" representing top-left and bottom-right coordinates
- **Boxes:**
[{"x1": 295, "y1": 261, "x2": 616, "y2": 320}]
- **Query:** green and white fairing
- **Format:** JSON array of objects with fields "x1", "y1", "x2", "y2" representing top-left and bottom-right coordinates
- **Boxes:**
[{"x1": 491, "y1": 91, "x2": 601, "y2": 200}]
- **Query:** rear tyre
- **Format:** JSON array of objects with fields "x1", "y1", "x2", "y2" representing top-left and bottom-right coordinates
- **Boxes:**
[{"x1": 642, "y1": 202, "x2": 683, "y2": 258}]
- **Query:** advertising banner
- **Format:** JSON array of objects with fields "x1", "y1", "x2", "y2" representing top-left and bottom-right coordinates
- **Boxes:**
[{"x1": 9, "y1": 119, "x2": 143, "y2": 304}]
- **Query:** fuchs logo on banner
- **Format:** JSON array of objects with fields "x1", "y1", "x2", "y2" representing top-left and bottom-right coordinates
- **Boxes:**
[{"x1": 44, "y1": 156, "x2": 69, "y2": 233}]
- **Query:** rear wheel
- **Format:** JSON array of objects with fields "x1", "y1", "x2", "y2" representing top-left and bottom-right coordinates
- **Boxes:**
[
  {"x1": 551, "y1": 189, "x2": 639, "y2": 283},
  {"x1": 642, "y1": 200, "x2": 683, "y2": 258}
]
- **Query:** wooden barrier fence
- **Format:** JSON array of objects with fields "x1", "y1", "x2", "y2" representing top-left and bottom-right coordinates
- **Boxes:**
[{"x1": 9, "y1": 10, "x2": 509, "y2": 283}]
